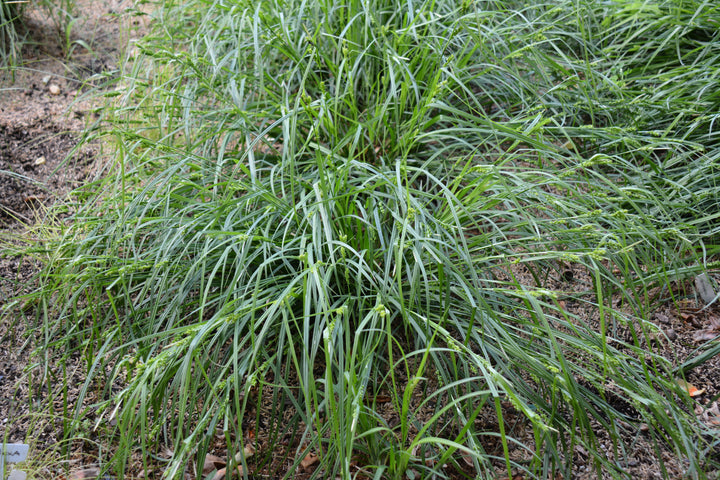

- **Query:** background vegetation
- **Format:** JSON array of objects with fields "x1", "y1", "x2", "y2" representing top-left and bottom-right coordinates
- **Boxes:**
[
  {"x1": 19, "y1": 0, "x2": 720, "y2": 478},
  {"x1": 0, "y1": 0, "x2": 77, "y2": 69},
  {"x1": 0, "y1": 0, "x2": 23, "y2": 67}
]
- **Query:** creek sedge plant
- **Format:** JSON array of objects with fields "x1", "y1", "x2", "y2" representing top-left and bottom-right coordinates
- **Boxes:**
[{"x1": 23, "y1": 0, "x2": 720, "y2": 478}]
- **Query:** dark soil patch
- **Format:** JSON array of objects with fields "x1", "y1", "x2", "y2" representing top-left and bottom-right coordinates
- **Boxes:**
[{"x1": 0, "y1": 122, "x2": 94, "y2": 223}]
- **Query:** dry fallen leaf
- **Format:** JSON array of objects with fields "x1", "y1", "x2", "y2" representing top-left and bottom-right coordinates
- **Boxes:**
[
  {"x1": 692, "y1": 315, "x2": 720, "y2": 342},
  {"x1": 210, "y1": 466, "x2": 244, "y2": 480},
  {"x1": 676, "y1": 378, "x2": 706, "y2": 397},
  {"x1": 233, "y1": 442, "x2": 255, "y2": 463},
  {"x1": 693, "y1": 329, "x2": 719, "y2": 342},
  {"x1": 203, "y1": 454, "x2": 226, "y2": 475},
  {"x1": 300, "y1": 452, "x2": 319, "y2": 470},
  {"x1": 695, "y1": 401, "x2": 720, "y2": 427},
  {"x1": 69, "y1": 469, "x2": 100, "y2": 480}
]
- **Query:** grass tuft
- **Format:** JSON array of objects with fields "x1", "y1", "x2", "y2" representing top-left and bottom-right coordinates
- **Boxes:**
[{"x1": 22, "y1": 0, "x2": 720, "y2": 478}]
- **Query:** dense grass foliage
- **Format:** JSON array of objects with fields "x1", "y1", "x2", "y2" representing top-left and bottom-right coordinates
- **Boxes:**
[{"x1": 24, "y1": 0, "x2": 720, "y2": 478}]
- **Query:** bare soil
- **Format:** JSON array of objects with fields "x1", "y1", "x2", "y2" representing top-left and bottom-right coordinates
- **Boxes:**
[{"x1": 1, "y1": 2, "x2": 720, "y2": 480}]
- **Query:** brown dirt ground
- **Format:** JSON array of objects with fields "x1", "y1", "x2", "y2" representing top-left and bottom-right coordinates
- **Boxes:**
[{"x1": 1, "y1": 2, "x2": 720, "y2": 480}]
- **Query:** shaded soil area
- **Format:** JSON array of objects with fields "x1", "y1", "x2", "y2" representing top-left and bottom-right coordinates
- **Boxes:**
[
  {"x1": 0, "y1": 122, "x2": 93, "y2": 223},
  {"x1": 1, "y1": 2, "x2": 720, "y2": 480}
]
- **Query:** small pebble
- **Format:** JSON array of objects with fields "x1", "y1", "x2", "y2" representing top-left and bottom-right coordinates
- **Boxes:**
[
  {"x1": 665, "y1": 328, "x2": 677, "y2": 341},
  {"x1": 34, "y1": 156, "x2": 46, "y2": 166},
  {"x1": 49, "y1": 84, "x2": 61, "y2": 95},
  {"x1": 696, "y1": 273, "x2": 717, "y2": 304}
]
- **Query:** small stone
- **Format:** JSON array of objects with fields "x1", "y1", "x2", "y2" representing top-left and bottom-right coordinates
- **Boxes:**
[
  {"x1": 34, "y1": 156, "x2": 46, "y2": 166},
  {"x1": 665, "y1": 328, "x2": 677, "y2": 341},
  {"x1": 42, "y1": 74, "x2": 51, "y2": 84},
  {"x1": 695, "y1": 273, "x2": 717, "y2": 304},
  {"x1": 49, "y1": 84, "x2": 61, "y2": 95}
]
